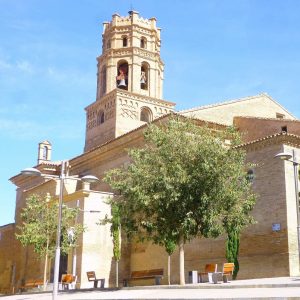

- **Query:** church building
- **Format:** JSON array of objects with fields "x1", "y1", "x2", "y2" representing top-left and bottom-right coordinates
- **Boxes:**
[{"x1": 1, "y1": 11, "x2": 300, "y2": 293}]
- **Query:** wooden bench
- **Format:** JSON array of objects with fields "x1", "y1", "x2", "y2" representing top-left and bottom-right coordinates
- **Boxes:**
[
  {"x1": 20, "y1": 279, "x2": 44, "y2": 291},
  {"x1": 123, "y1": 268, "x2": 163, "y2": 287},
  {"x1": 86, "y1": 271, "x2": 105, "y2": 288},
  {"x1": 209, "y1": 263, "x2": 235, "y2": 284},
  {"x1": 220, "y1": 262, "x2": 234, "y2": 283},
  {"x1": 61, "y1": 274, "x2": 77, "y2": 290},
  {"x1": 198, "y1": 264, "x2": 218, "y2": 283}
]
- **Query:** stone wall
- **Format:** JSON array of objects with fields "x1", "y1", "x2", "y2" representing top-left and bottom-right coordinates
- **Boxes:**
[
  {"x1": 181, "y1": 94, "x2": 295, "y2": 125},
  {"x1": 234, "y1": 116, "x2": 300, "y2": 143},
  {"x1": 0, "y1": 224, "x2": 15, "y2": 294}
]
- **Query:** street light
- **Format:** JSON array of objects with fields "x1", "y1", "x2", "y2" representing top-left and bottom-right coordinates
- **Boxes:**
[
  {"x1": 21, "y1": 160, "x2": 99, "y2": 300},
  {"x1": 67, "y1": 201, "x2": 101, "y2": 278},
  {"x1": 275, "y1": 150, "x2": 300, "y2": 266}
]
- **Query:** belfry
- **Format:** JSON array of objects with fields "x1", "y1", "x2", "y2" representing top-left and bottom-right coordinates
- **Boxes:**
[{"x1": 84, "y1": 11, "x2": 175, "y2": 151}]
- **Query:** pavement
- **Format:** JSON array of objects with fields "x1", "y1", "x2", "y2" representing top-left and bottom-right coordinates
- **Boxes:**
[{"x1": 1, "y1": 277, "x2": 300, "y2": 300}]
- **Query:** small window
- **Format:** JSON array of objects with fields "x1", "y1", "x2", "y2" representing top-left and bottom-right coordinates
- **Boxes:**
[
  {"x1": 42, "y1": 147, "x2": 48, "y2": 160},
  {"x1": 281, "y1": 126, "x2": 287, "y2": 133},
  {"x1": 107, "y1": 40, "x2": 111, "y2": 49},
  {"x1": 122, "y1": 37, "x2": 128, "y2": 47},
  {"x1": 140, "y1": 107, "x2": 152, "y2": 123},
  {"x1": 140, "y1": 37, "x2": 147, "y2": 49},
  {"x1": 276, "y1": 113, "x2": 285, "y2": 119},
  {"x1": 246, "y1": 169, "x2": 254, "y2": 183},
  {"x1": 97, "y1": 111, "x2": 105, "y2": 125},
  {"x1": 141, "y1": 63, "x2": 149, "y2": 90}
]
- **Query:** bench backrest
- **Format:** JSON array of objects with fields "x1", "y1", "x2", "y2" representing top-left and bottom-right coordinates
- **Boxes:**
[
  {"x1": 131, "y1": 268, "x2": 163, "y2": 278},
  {"x1": 204, "y1": 264, "x2": 218, "y2": 273},
  {"x1": 24, "y1": 279, "x2": 44, "y2": 287},
  {"x1": 86, "y1": 271, "x2": 96, "y2": 281},
  {"x1": 222, "y1": 263, "x2": 234, "y2": 275}
]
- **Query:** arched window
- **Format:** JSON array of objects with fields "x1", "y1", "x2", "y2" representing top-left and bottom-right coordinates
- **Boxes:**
[
  {"x1": 100, "y1": 66, "x2": 106, "y2": 97},
  {"x1": 107, "y1": 40, "x2": 111, "y2": 49},
  {"x1": 140, "y1": 107, "x2": 152, "y2": 123},
  {"x1": 97, "y1": 110, "x2": 105, "y2": 125},
  {"x1": 141, "y1": 62, "x2": 149, "y2": 90},
  {"x1": 42, "y1": 146, "x2": 48, "y2": 160},
  {"x1": 140, "y1": 37, "x2": 147, "y2": 49},
  {"x1": 116, "y1": 61, "x2": 128, "y2": 90},
  {"x1": 122, "y1": 36, "x2": 128, "y2": 47}
]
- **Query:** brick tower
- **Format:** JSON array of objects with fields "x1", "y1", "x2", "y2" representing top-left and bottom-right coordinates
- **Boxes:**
[{"x1": 84, "y1": 11, "x2": 175, "y2": 152}]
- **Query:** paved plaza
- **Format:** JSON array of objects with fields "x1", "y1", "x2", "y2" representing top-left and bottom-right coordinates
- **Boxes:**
[{"x1": 1, "y1": 277, "x2": 300, "y2": 300}]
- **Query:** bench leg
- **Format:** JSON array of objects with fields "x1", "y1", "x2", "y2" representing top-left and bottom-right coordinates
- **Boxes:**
[
  {"x1": 100, "y1": 279, "x2": 105, "y2": 289},
  {"x1": 123, "y1": 279, "x2": 128, "y2": 287},
  {"x1": 155, "y1": 276, "x2": 161, "y2": 285},
  {"x1": 93, "y1": 281, "x2": 98, "y2": 288},
  {"x1": 223, "y1": 275, "x2": 228, "y2": 283}
]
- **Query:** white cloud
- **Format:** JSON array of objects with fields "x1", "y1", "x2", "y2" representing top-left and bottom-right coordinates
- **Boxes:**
[
  {"x1": 0, "y1": 118, "x2": 84, "y2": 140},
  {"x1": 0, "y1": 58, "x2": 34, "y2": 74},
  {"x1": 0, "y1": 59, "x2": 12, "y2": 70},
  {"x1": 16, "y1": 60, "x2": 34, "y2": 73}
]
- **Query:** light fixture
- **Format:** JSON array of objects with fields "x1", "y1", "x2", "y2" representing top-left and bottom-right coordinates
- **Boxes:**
[
  {"x1": 21, "y1": 167, "x2": 42, "y2": 176},
  {"x1": 21, "y1": 161, "x2": 99, "y2": 300},
  {"x1": 275, "y1": 150, "x2": 300, "y2": 271},
  {"x1": 274, "y1": 152, "x2": 293, "y2": 161},
  {"x1": 81, "y1": 175, "x2": 99, "y2": 183}
]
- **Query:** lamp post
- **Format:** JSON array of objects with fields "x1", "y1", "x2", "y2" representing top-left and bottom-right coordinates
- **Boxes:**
[
  {"x1": 21, "y1": 161, "x2": 99, "y2": 300},
  {"x1": 275, "y1": 150, "x2": 300, "y2": 265},
  {"x1": 67, "y1": 201, "x2": 101, "y2": 277}
]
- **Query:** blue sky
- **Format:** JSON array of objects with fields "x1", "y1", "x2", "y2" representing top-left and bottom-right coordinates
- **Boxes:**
[{"x1": 1, "y1": 0, "x2": 300, "y2": 226}]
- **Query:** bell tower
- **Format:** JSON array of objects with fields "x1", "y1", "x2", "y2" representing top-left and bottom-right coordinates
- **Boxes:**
[{"x1": 84, "y1": 11, "x2": 175, "y2": 152}]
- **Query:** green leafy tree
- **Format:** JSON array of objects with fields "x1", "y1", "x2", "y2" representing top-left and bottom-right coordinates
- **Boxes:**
[
  {"x1": 104, "y1": 116, "x2": 256, "y2": 285},
  {"x1": 16, "y1": 194, "x2": 84, "y2": 289}
]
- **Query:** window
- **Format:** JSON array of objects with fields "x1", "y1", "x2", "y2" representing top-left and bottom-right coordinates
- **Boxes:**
[
  {"x1": 100, "y1": 66, "x2": 106, "y2": 97},
  {"x1": 281, "y1": 126, "x2": 287, "y2": 133},
  {"x1": 97, "y1": 111, "x2": 105, "y2": 125},
  {"x1": 116, "y1": 61, "x2": 128, "y2": 90},
  {"x1": 42, "y1": 146, "x2": 48, "y2": 160},
  {"x1": 246, "y1": 169, "x2": 254, "y2": 183},
  {"x1": 141, "y1": 63, "x2": 149, "y2": 90},
  {"x1": 276, "y1": 113, "x2": 285, "y2": 119},
  {"x1": 107, "y1": 40, "x2": 111, "y2": 49},
  {"x1": 140, "y1": 107, "x2": 152, "y2": 123},
  {"x1": 122, "y1": 36, "x2": 128, "y2": 47},
  {"x1": 140, "y1": 37, "x2": 147, "y2": 49}
]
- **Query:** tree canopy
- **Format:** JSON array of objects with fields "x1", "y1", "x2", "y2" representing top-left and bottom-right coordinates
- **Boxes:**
[
  {"x1": 16, "y1": 194, "x2": 84, "y2": 287},
  {"x1": 104, "y1": 116, "x2": 256, "y2": 284}
]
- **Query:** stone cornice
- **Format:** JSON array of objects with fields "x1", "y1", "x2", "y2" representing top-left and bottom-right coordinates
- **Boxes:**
[
  {"x1": 234, "y1": 115, "x2": 300, "y2": 123},
  {"x1": 86, "y1": 89, "x2": 175, "y2": 111},
  {"x1": 97, "y1": 47, "x2": 162, "y2": 64},
  {"x1": 236, "y1": 132, "x2": 300, "y2": 152},
  {"x1": 180, "y1": 93, "x2": 296, "y2": 119},
  {"x1": 115, "y1": 89, "x2": 175, "y2": 108},
  {"x1": 69, "y1": 113, "x2": 228, "y2": 170}
]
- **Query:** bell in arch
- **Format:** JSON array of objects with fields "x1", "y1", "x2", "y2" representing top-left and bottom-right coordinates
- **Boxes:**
[
  {"x1": 140, "y1": 71, "x2": 147, "y2": 88},
  {"x1": 118, "y1": 78, "x2": 127, "y2": 87},
  {"x1": 116, "y1": 66, "x2": 127, "y2": 89}
]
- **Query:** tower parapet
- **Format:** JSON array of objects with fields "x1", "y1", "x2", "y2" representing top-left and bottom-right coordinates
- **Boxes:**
[{"x1": 85, "y1": 11, "x2": 175, "y2": 152}]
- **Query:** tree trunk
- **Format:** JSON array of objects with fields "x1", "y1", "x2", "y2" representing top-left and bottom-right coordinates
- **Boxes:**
[
  {"x1": 43, "y1": 249, "x2": 48, "y2": 291},
  {"x1": 168, "y1": 255, "x2": 171, "y2": 285},
  {"x1": 116, "y1": 260, "x2": 119, "y2": 287},
  {"x1": 179, "y1": 234, "x2": 185, "y2": 285}
]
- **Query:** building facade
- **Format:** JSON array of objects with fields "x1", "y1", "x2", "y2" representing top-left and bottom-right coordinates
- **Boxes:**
[{"x1": 1, "y1": 11, "x2": 300, "y2": 294}]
